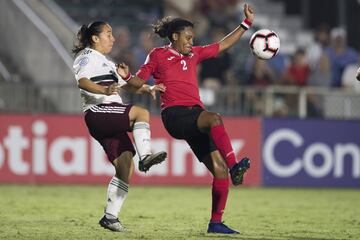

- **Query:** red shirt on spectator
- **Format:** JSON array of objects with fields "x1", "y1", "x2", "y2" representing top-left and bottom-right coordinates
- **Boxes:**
[{"x1": 285, "y1": 65, "x2": 310, "y2": 86}]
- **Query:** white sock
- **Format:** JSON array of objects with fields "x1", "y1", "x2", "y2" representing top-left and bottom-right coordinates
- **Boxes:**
[
  {"x1": 105, "y1": 176, "x2": 128, "y2": 219},
  {"x1": 133, "y1": 122, "x2": 151, "y2": 160}
]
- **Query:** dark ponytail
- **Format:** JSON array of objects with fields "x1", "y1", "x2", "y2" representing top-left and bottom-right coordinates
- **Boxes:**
[
  {"x1": 72, "y1": 21, "x2": 108, "y2": 56},
  {"x1": 152, "y1": 17, "x2": 194, "y2": 42}
]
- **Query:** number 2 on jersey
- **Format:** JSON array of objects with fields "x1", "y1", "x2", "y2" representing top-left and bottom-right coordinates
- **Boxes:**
[{"x1": 180, "y1": 60, "x2": 188, "y2": 70}]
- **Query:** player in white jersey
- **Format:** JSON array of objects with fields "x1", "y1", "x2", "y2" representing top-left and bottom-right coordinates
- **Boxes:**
[
  {"x1": 357, "y1": 66, "x2": 360, "y2": 81},
  {"x1": 72, "y1": 21, "x2": 167, "y2": 232}
]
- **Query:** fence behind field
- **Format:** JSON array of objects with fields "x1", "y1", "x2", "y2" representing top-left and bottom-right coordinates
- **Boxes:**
[{"x1": 1, "y1": 82, "x2": 360, "y2": 120}]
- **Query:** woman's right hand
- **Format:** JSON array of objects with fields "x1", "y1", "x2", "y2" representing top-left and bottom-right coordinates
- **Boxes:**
[{"x1": 105, "y1": 83, "x2": 120, "y2": 95}]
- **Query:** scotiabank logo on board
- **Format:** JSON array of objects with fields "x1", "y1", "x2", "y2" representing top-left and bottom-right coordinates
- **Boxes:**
[{"x1": 0, "y1": 115, "x2": 261, "y2": 186}]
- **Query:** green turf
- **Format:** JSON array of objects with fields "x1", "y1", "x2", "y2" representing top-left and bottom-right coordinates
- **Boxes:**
[{"x1": 0, "y1": 185, "x2": 359, "y2": 240}]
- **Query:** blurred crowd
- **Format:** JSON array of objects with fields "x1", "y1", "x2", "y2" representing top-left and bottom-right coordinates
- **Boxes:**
[{"x1": 106, "y1": 0, "x2": 359, "y2": 116}]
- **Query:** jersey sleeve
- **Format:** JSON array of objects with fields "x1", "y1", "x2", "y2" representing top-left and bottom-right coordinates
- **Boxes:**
[
  {"x1": 195, "y1": 43, "x2": 220, "y2": 62},
  {"x1": 136, "y1": 49, "x2": 158, "y2": 81},
  {"x1": 73, "y1": 55, "x2": 95, "y2": 81}
]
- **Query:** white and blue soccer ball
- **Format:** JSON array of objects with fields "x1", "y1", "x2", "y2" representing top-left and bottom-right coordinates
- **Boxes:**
[{"x1": 249, "y1": 29, "x2": 280, "y2": 60}]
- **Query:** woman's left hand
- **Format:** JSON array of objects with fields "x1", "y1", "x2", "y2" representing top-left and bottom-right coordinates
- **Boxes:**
[
  {"x1": 149, "y1": 83, "x2": 166, "y2": 100},
  {"x1": 244, "y1": 3, "x2": 255, "y2": 22}
]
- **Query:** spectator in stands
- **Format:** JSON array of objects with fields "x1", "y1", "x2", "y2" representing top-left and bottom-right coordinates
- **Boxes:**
[
  {"x1": 110, "y1": 26, "x2": 136, "y2": 71},
  {"x1": 200, "y1": 26, "x2": 232, "y2": 90},
  {"x1": 247, "y1": 58, "x2": 274, "y2": 86},
  {"x1": 279, "y1": 48, "x2": 310, "y2": 117},
  {"x1": 133, "y1": 30, "x2": 156, "y2": 84},
  {"x1": 306, "y1": 23, "x2": 331, "y2": 70},
  {"x1": 281, "y1": 48, "x2": 310, "y2": 86},
  {"x1": 341, "y1": 55, "x2": 360, "y2": 92},
  {"x1": 306, "y1": 54, "x2": 333, "y2": 117},
  {"x1": 199, "y1": 0, "x2": 239, "y2": 30},
  {"x1": 244, "y1": 58, "x2": 275, "y2": 115},
  {"x1": 133, "y1": 30, "x2": 155, "y2": 69},
  {"x1": 245, "y1": 53, "x2": 286, "y2": 87},
  {"x1": 325, "y1": 27, "x2": 358, "y2": 87},
  {"x1": 267, "y1": 53, "x2": 287, "y2": 82},
  {"x1": 164, "y1": 0, "x2": 209, "y2": 39},
  {"x1": 71, "y1": 22, "x2": 167, "y2": 232},
  {"x1": 308, "y1": 54, "x2": 332, "y2": 87}
]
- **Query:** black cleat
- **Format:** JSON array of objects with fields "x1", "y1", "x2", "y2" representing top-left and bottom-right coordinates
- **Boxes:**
[
  {"x1": 99, "y1": 215, "x2": 126, "y2": 232},
  {"x1": 138, "y1": 151, "x2": 167, "y2": 172},
  {"x1": 229, "y1": 157, "x2": 250, "y2": 185}
]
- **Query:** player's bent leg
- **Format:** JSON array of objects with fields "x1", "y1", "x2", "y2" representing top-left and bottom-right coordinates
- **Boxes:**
[
  {"x1": 128, "y1": 105, "x2": 150, "y2": 126},
  {"x1": 198, "y1": 111, "x2": 238, "y2": 169},
  {"x1": 197, "y1": 111, "x2": 223, "y2": 132},
  {"x1": 129, "y1": 105, "x2": 168, "y2": 172},
  {"x1": 229, "y1": 157, "x2": 250, "y2": 186}
]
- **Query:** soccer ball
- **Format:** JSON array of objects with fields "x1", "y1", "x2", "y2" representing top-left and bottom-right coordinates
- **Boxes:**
[{"x1": 249, "y1": 29, "x2": 280, "y2": 60}]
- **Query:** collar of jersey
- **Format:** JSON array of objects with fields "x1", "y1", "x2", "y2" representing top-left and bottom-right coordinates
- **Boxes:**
[
  {"x1": 85, "y1": 47, "x2": 107, "y2": 60},
  {"x1": 166, "y1": 44, "x2": 194, "y2": 58},
  {"x1": 166, "y1": 44, "x2": 184, "y2": 57}
]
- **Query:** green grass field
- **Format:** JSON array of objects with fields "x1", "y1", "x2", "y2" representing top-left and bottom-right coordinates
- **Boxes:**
[{"x1": 0, "y1": 185, "x2": 359, "y2": 240}]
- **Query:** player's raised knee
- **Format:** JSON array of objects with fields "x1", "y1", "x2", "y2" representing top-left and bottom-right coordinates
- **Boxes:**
[{"x1": 209, "y1": 112, "x2": 223, "y2": 126}]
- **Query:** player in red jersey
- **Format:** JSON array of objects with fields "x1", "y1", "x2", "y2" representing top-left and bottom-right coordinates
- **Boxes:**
[{"x1": 125, "y1": 3, "x2": 254, "y2": 234}]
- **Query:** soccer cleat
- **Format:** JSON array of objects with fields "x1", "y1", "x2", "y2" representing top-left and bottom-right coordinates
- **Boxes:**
[
  {"x1": 229, "y1": 157, "x2": 250, "y2": 185},
  {"x1": 99, "y1": 215, "x2": 126, "y2": 232},
  {"x1": 207, "y1": 222, "x2": 240, "y2": 234},
  {"x1": 138, "y1": 151, "x2": 167, "y2": 172}
]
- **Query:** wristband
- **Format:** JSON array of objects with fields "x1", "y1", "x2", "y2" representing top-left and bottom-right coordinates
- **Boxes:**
[
  {"x1": 123, "y1": 71, "x2": 132, "y2": 82},
  {"x1": 240, "y1": 19, "x2": 252, "y2": 30}
]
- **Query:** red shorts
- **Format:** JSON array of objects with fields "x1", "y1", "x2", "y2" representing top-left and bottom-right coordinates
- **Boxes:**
[{"x1": 84, "y1": 103, "x2": 136, "y2": 162}]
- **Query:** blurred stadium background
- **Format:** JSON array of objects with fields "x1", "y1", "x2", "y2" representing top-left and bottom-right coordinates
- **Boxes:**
[{"x1": 0, "y1": 0, "x2": 359, "y2": 239}]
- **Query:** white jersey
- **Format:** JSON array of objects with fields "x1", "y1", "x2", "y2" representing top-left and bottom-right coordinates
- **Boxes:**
[{"x1": 73, "y1": 48, "x2": 127, "y2": 112}]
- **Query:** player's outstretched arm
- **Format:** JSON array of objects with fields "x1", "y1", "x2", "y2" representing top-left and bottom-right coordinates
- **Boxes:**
[
  {"x1": 123, "y1": 83, "x2": 166, "y2": 100},
  {"x1": 116, "y1": 63, "x2": 147, "y2": 88},
  {"x1": 218, "y1": 3, "x2": 254, "y2": 53},
  {"x1": 356, "y1": 67, "x2": 360, "y2": 81}
]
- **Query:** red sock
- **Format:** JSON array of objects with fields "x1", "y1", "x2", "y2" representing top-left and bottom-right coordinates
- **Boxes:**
[
  {"x1": 210, "y1": 124, "x2": 237, "y2": 168},
  {"x1": 211, "y1": 178, "x2": 229, "y2": 222}
]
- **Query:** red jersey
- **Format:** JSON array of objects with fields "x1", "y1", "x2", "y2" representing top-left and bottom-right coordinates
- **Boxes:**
[{"x1": 136, "y1": 43, "x2": 220, "y2": 109}]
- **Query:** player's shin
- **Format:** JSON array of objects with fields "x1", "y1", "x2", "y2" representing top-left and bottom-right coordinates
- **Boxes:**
[
  {"x1": 211, "y1": 178, "x2": 229, "y2": 222},
  {"x1": 210, "y1": 125, "x2": 237, "y2": 168},
  {"x1": 133, "y1": 122, "x2": 152, "y2": 160},
  {"x1": 105, "y1": 176, "x2": 128, "y2": 219}
]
